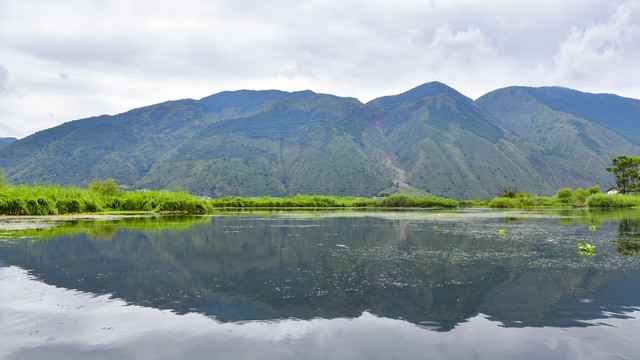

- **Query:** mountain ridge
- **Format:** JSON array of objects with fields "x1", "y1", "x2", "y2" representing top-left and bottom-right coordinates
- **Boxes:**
[
  {"x1": 478, "y1": 86, "x2": 640, "y2": 145},
  {"x1": 1, "y1": 82, "x2": 638, "y2": 199}
]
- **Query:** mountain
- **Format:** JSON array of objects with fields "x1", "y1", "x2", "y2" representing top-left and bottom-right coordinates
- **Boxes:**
[
  {"x1": 0, "y1": 82, "x2": 639, "y2": 199},
  {"x1": 368, "y1": 82, "x2": 552, "y2": 199},
  {"x1": 137, "y1": 91, "x2": 394, "y2": 197},
  {"x1": 476, "y1": 87, "x2": 640, "y2": 191},
  {"x1": 500, "y1": 87, "x2": 640, "y2": 144},
  {"x1": 0, "y1": 91, "x2": 290, "y2": 187},
  {"x1": 0, "y1": 137, "x2": 17, "y2": 149}
]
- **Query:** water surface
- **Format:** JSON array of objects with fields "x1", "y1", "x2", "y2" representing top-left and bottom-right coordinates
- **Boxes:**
[{"x1": 1, "y1": 209, "x2": 639, "y2": 359}]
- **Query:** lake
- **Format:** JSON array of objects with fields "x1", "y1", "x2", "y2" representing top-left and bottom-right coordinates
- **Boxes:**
[{"x1": 1, "y1": 209, "x2": 640, "y2": 359}]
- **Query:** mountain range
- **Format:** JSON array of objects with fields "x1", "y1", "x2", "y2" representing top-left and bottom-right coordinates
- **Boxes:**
[{"x1": 1, "y1": 82, "x2": 638, "y2": 199}]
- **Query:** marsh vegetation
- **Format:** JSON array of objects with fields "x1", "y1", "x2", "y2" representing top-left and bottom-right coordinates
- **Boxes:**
[{"x1": 0, "y1": 178, "x2": 458, "y2": 216}]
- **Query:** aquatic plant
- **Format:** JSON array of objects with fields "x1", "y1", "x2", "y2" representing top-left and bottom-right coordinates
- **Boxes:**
[{"x1": 576, "y1": 243, "x2": 595, "y2": 256}]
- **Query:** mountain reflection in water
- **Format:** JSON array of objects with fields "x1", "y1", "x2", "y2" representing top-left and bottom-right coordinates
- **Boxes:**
[
  {"x1": 2, "y1": 264, "x2": 639, "y2": 360},
  {"x1": 2, "y1": 210, "x2": 640, "y2": 330}
]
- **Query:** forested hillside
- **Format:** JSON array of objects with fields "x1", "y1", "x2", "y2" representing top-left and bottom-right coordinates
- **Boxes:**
[{"x1": 1, "y1": 82, "x2": 638, "y2": 199}]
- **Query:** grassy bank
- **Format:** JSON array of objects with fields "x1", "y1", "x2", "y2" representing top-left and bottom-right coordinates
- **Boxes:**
[
  {"x1": 3, "y1": 180, "x2": 637, "y2": 216},
  {"x1": 585, "y1": 193, "x2": 640, "y2": 208},
  {"x1": 210, "y1": 194, "x2": 458, "y2": 208},
  {"x1": 0, "y1": 183, "x2": 211, "y2": 215},
  {"x1": 0, "y1": 183, "x2": 458, "y2": 216},
  {"x1": 488, "y1": 186, "x2": 640, "y2": 208}
]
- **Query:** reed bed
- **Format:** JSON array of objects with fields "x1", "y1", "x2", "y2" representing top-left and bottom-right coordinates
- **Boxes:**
[{"x1": 0, "y1": 183, "x2": 458, "y2": 215}]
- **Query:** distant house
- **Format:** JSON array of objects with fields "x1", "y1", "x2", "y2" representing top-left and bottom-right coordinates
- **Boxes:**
[{"x1": 607, "y1": 187, "x2": 620, "y2": 195}]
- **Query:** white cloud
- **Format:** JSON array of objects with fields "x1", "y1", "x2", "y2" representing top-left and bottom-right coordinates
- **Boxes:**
[
  {"x1": 552, "y1": 1, "x2": 640, "y2": 91},
  {"x1": 1, "y1": 0, "x2": 640, "y2": 138},
  {"x1": 423, "y1": 25, "x2": 498, "y2": 81},
  {"x1": 0, "y1": 64, "x2": 8, "y2": 94}
]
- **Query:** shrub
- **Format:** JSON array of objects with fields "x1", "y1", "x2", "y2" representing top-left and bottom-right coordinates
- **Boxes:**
[
  {"x1": 489, "y1": 197, "x2": 517, "y2": 208},
  {"x1": 382, "y1": 194, "x2": 411, "y2": 207},
  {"x1": 573, "y1": 188, "x2": 587, "y2": 202},
  {"x1": 501, "y1": 188, "x2": 517, "y2": 198},
  {"x1": 557, "y1": 188, "x2": 573, "y2": 201},
  {"x1": 587, "y1": 185, "x2": 601, "y2": 195},
  {"x1": 89, "y1": 179, "x2": 122, "y2": 196}
]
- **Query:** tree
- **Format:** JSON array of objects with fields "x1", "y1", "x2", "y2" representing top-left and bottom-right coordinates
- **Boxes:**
[
  {"x1": 500, "y1": 186, "x2": 518, "y2": 198},
  {"x1": 89, "y1": 178, "x2": 122, "y2": 196},
  {"x1": 606, "y1": 155, "x2": 640, "y2": 194}
]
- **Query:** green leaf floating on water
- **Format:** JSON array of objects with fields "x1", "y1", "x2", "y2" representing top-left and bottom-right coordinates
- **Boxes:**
[{"x1": 576, "y1": 242, "x2": 595, "y2": 256}]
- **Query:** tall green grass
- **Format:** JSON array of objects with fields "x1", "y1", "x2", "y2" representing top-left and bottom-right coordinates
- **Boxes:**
[
  {"x1": 379, "y1": 194, "x2": 458, "y2": 208},
  {"x1": 488, "y1": 187, "x2": 640, "y2": 209},
  {"x1": 488, "y1": 196, "x2": 562, "y2": 208},
  {"x1": 487, "y1": 186, "x2": 621, "y2": 208},
  {"x1": 209, "y1": 194, "x2": 458, "y2": 208},
  {"x1": 0, "y1": 184, "x2": 212, "y2": 215},
  {"x1": 586, "y1": 193, "x2": 640, "y2": 208},
  {"x1": 0, "y1": 182, "x2": 458, "y2": 215},
  {"x1": 0, "y1": 183, "x2": 103, "y2": 215}
]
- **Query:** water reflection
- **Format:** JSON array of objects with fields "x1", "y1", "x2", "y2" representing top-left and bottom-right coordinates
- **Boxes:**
[
  {"x1": 615, "y1": 218, "x2": 640, "y2": 256},
  {"x1": 1, "y1": 210, "x2": 640, "y2": 335},
  {"x1": 2, "y1": 265, "x2": 639, "y2": 360}
]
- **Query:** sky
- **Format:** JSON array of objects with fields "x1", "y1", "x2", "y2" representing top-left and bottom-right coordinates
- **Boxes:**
[{"x1": 1, "y1": 0, "x2": 640, "y2": 139}]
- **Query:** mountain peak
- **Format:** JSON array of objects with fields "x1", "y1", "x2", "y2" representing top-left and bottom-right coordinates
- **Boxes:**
[
  {"x1": 368, "y1": 81, "x2": 470, "y2": 109},
  {"x1": 397, "y1": 81, "x2": 467, "y2": 100}
]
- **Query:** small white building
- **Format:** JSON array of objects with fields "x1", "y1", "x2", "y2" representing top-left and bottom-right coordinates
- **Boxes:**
[{"x1": 607, "y1": 187, "x2": 620, "y2": 195}]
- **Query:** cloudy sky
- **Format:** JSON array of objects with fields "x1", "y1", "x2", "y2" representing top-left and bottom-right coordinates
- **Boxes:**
[{"x1": 1, "y1": 0, "x2": 640, "y2": 138}]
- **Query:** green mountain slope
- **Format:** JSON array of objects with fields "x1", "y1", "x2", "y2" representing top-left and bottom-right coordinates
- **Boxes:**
[
  {"x1": 369, "y1": 82, "x2": 552, "y2": 199},
  {"x1": 137, "y1": 92, "x2": 394, "y2": 197},
  {"x1": 0, "y1": 101, "x2": 211, "y2": 186},
  {"x1": 0, "y1": 137, "x2": 17, "y2": 149},
  {"x1": 476, "y1": 87, "x2": 640, "y2": 191},
  {"x1": 520, "y1": 87, "x2": 640, "y2": 144},
  {"x1": 0, "y1": 92, "x2": 290, "y2": 187}
]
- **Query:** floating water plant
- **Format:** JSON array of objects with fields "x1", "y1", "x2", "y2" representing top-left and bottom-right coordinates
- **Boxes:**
[
  {"x1": 433, "y1": 226, "x2": 438, "y2": 230},
  {"x1": 497, "y1": 229, "x2": 505, "y2": 234},
  {"x1": 576, "y1": 242, "x2": 595, "y2": 256},
  {"x1": 589, "y1": 225, "x2": 596, "y2": 231}
]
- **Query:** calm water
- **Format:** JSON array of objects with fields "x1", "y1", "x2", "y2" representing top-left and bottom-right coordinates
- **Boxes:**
[{"x1": 1, "y1": 209, "x2": 640, "y2": 359}]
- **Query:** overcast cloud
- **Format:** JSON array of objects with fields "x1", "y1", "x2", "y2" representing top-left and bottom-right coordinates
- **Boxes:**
[{"x1": 1, "y1": 0, "x2": 639, "y2": 138}]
